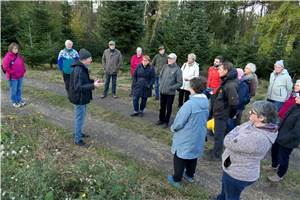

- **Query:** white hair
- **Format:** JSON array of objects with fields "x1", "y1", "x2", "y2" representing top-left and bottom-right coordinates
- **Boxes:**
[
  {"x1": 136, "y1": 47, "x2": 142, "y2": 53},
  {"x1": 246, "y1": 63, "x2": 256, "y2": 73},
  {"x1": 65, "y1": 40, "x2": 73, "y2": 46},
  {"x1": 188, "y1": 53, "x2": 196, "y2": 61},
  {"x1": 296, "y1": 79, "x2": 300, "y2": 84}
]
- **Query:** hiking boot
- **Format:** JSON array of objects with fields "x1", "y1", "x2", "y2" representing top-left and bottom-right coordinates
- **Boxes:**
[
  {"x1": 130, "y1": 112, "x2": 139, "y2": 117},
  {"x1": 268, "y1": 174, "x2": 283, "y2": 182},
  {"x1": 167, "y1": 175, "x2": 181, "y2": 188},
  {"x1": 12, "y1": 103, "x2": 21, "y2": 108},
  {"x1": 155, "y1": 120, "x2": 164, "y2": 126},
  {"x1": 75, "y1": 140, "x2": 90, "y2": 148},
  {"x1": 183, "y1": 171, "x2": 194, "y2": 183},
  {"x1": 100, "y1": 95, "x2": 107, "y2": 98}
]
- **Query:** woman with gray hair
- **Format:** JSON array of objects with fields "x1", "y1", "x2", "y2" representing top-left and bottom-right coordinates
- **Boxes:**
[
  {"x1": 244, "y1": 63, "x2": 258, "y2": 97},
  {"x1": 177, "y1": 53, "x2": 199, "y2": 107},
  {"x1": 216, "y1": 101, "x2": 278, "y2": 200}
]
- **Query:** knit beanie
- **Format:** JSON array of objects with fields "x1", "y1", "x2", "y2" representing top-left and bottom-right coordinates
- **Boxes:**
[
  {"x1": 275, "y1": 60, "x2": 284, "y2": 68},
  {"x1": 79, "y1": 48, "x2": 92, "y2": 60}
]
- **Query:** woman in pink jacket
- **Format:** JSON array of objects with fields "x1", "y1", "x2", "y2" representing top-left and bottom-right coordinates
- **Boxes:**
[
  {"x1": 129, "y1": 47, "x2": 143, "y2": 96},
  {"x1": 2, "y1": 42, "x2": 26, "y2": 108}
]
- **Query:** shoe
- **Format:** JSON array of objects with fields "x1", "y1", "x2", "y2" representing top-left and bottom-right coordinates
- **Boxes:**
[
  {"x1": 167, "y1": 175, "x2": 181, "y2": 188},
  {"x1": 268, "y1": 174, "x2": 283, "y2": 182},
  {"x1": 112, "y1": 95, "x2": 118, "y2": 98},
  {"x1": 12, "y1": 103, "x2": 21, "y2": 108},
  {"x1": 100, "y1": 95, "x2": 107, "y2": 98},
  {"x1": 19, "y1": 101, "x2": 26, "y2": 106},
  {"x1": 155, "y1": 120, "x2": 164, "y2": 125},
  {"x1": 139, "y1": 112, "x2": 144, "y2": 117},
  {"x1": 155, "y1": 97, "x2": 159, "y2": 101},
  {"x1": 162, "y1": 123, "x2": 169, "y2": 129},
  {"x1": 82, "y1": 133, "x2": 90, "y2": 138},
  {"x1": 130, "y1": 112, "x2": 139, "y2": 117},
  {"x1": 183, "y1": 171, "x2": 194, "y2": 183},
  {"x1": 75, "y1": 140, "x2": 90, "y2": 148}
]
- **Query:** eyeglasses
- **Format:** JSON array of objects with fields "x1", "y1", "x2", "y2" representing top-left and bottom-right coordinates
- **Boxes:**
[{"x1": 249, "y1": 110, "x2": 257, "y2": 115}]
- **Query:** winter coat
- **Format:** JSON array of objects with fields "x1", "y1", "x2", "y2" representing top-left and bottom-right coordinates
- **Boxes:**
[
  {"x1": 237, "y1": 75, "x2": 251, "y2": 111},
  {"x1": 102, "y1": 48, "x2": 123, "y2": 74},
  {"x1": 151, "y1": 53, "x2": 168, "y2": 76},
  {"x1": 222, "y1": 121, "x2": 278, "y2": 182},
  {"x1": 213, "y1": 68, "x2": 240, "y2": 120},
  {"x1": 267, "y1": 69, "x2": 293, "y2": 102},
  {"x1": 207, "y1": 66, "x2": 221, "y2": 94},
  {"x1": 180, "y1": 62, "x2": 200, "y2": 91},
  {"x1": 2, "y1": 51, "x2": 26, "y2": 80},
  {"x1": 132, "y1": 64, "x2": 155, "y2": 98},
  {"x1": 159, "y1": 63, "x2": 183, "y2": 95},
  {"x1": 57, "y1": 48, "x2": 79, "y2": 74},
  {"x1": 130, "y1": 54, "x2": 143, "y2": 77},
  {"x1": 278, "y1": 92, "x2": 299, "y2": 120},
  {"x1": 249, "y1": 73, "x2": 258, "y2": 97},
  {"x1": 171, "y1": 93, "x2": 209, "y2": 159},
  {"x1": 68, "y1": 61, "x2": 95, "y2": 105},
  {"x1": 276, "y1": 104, "x2": 300, "y2": 149}
]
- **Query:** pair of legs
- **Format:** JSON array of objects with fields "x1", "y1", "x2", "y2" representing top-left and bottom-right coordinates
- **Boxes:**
[
  {"x1": 271, "y1": 142, "x2": 293, "y2": 178},
  {"x1": 133, "y1": 96, "x2": 148, "y2": 113},
  {"x1": 103, "y1": 73, "x2": 117, "y2": 96},
  {"x1": 9, "y1": 78, "x2": 24, "y2": 104},
  {"x1": 212, "y1": 118, "x2": 227, "y2": 158},
  {"x1": 159, "y1": 94, "x2": 175, "y2": 125},
  {"x1": 178, "y1": 89, "x2": 190, "y2": 107},
  {"x1": 172, "y1": 152, "x2": 197, "y2": 182},
  {"x1": 154, "y1": 76, "x2": 160, "y2": 99},
  {"x1": 74, "y1": 104, "x2": 87, "y2": 144},
  {"x1": 217, "y1": 171, "x2": 254, "y2": 200}
]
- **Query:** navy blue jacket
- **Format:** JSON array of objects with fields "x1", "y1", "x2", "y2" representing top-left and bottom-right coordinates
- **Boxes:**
[{"x1": 132, "y1": 63, "x2": 155, "y2": 98}]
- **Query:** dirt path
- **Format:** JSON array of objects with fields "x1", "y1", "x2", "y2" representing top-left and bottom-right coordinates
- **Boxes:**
[{"x1": 2, "y1": 78, "x2": 300, "y2": 200}]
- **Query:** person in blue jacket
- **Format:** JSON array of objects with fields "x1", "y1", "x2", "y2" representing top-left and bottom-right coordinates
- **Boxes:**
[{"x1": 167, "y1": 76, "x2": 209, "y2": 188}]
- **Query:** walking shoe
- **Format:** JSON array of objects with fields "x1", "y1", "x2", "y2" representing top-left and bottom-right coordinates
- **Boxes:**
[
  {"x1": 183, "y1": 171, "x2": 194, "y2": 183},
  {"x1": 268, "y1": 174, "x2": 283, "y2": 182},
  {"x1": 82, "y1": 133, "x2": 90, "y2": 138},
  {"x1": 19, "y1": 101, "x2": 26, "y2": 106},
  {"x1": 100, "y1": 95, "x2": 107, "y2": 98},
  {"x1": 155, "y1": 120, "x2": 164, "y2": 125},
  {"x1": 130, "y1": 112, "x2": 139, "y2": 117},
  {"x1": 167, "y1": 175, "x2": 181, "y2": 188},
  {"x1": 12, "y1": 103, "x2": 21, "y2": 108},
  {"x1": 75, "y1": 140, "x2": 90, "y2": 148},
  {"x1": 112, "y1": 95, "x2": 118, "y2": 98}
]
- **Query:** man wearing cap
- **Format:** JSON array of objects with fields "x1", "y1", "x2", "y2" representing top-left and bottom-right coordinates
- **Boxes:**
[
  {"x1": 68, "y1": 49, "x2": 102, "y2": 147},
  {"x1": 151, "y1": 46, "x2": 168, "y2": 100},
  {"x1": 267, "y1": 60, "x2": 293, "y2": 111},
  {"x1": 101, "y1": 41, "x2": 123, "y2": 98},
  {"x1": 155, "y1": 53, "x2": 182, "y2": 128}
]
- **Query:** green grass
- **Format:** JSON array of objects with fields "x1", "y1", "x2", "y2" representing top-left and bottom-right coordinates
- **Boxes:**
[{"x1": 1, "y1": 113, "x2": 210, "y2": 200}]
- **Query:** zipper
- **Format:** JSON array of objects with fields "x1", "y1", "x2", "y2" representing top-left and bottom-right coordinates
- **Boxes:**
[{"x1": 269, "y1": 75, "x2": 277, "y2": 98}]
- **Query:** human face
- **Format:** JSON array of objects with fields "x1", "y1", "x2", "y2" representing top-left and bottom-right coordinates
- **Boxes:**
[
  {"x1": 82, "y1": 57, "x2": 92, "y2": 65},
  {"x1": 159, "y1": 49, "x2": 165, "y2": 55},
  {"x1": 65, "y1": 42, "x2": 73, "y2": 49},
  {"x1": 218, "y1": 65, "x2": 228, "y2": 77},
  {"x1": 168, "y1": 57, "x2": 175, "y2": 65},
  {"x1": 136, "y1": 50, "x2": 142, "y2": 57},
  {"x1": 109, "y1": 44, "x2": 115, "y2": 50},
  {"x1": 12, "y1": 47, "x2": 19, "y2": 54},
  {"x1": 187, "y1": 56, "x2": 194, "y2": 64},
  {"x1": 249, "y1": 109, "x2": 265, "y2": 124},
  {"x1": 244, "y1": 65, "x2": 252, "y2": 75},
  {"x1": 274, "y1": 65, "x2": 283, "y2": 74},
  {"x1": 142, "y1": 58, "x2": 149, "y2": 66},
  {"x1": 294, "y1": 83, "x2": 300, "y2": 92},
  {"x1": 213, "y1": 59, "x2": 221, "y2": 67}
]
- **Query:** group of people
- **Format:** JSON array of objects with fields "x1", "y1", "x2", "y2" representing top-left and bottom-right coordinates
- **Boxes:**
[{"x1": 2, "y1": 40, "x2": 300, "y2": 200}]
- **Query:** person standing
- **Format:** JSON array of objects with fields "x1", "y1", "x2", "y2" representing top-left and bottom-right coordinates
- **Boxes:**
[
  {"x1": 68, "y1": 49, "x2": 102, "y2": 147},
  {"x1": 2, "y1": 42, "x2": 26, "y2": 108},
  {"x1": 57, "y1": 40, "x2": 79, "y2": 92},
  {"x1": 155, "y1": 53, "x2": 182, "y2": 128},
  {"x1": 101, "y1": 41, "x2": 123, "y2": 98},
  {"x1": 267, "y1": 60, "x2": 293, "y2": 111},
  {"x1": 151, "y1": 46, "x2": 168, "y2": 100},
  {"x1": 129, "y1": 47, "x2": 143, "y2": 96},
  {"x1": 243, "y1": 63, "x2": 258, "y2": 97},
  {"x1": 130, "y1": 55, "x2": 155, "y2": 116},
  {"x1": 167, "y1": 77, "x2": 209, "y2": 188},
  {"x1": 177, "y1": 53, "x2": 199, "y2": 107}
]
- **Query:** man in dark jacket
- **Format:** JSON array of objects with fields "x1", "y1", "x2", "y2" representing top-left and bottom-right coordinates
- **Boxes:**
[
  {"x1": 155, "y1": 53, "x2": 183, "y2": 128},
  {"x1": 209, "y1": 61, "x2": 239, "y2": 160},
  {"x1": 69, "y1": 49, "x2": 102, "y2": 147},
  {"x1": 269, "y1": 97, "x2": 300, "y2": 182}
]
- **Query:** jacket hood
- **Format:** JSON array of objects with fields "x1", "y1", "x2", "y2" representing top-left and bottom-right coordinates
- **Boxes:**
[
  {"x1": 273, "y1": 69, "x2": 289, "y2": 76},
  {"x1": 256, "y1": 122, "x2": 278, "y2": 143},
  {"x1": 190, "y1": 94, "x2": 209, "y2": 109}
]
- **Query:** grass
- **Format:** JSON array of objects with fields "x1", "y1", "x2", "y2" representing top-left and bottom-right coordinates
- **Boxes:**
[{"x1": 1, "y1": 113, "x2": 210, "y2": 200}]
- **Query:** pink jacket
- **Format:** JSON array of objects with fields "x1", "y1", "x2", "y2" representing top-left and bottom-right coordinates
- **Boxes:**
[
  {"x1": 278, "y1": 93, "x2": 298, "y2": 120},
  {"x1": 2, "y1": 51, "x2": 26, "y2": 80},
  {"x1": 130, "y1": 54, "x2": 143, "y2": 77}
]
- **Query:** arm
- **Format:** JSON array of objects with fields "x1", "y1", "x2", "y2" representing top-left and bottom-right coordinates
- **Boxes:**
[
  {"x1": 102, "y1": 52, "x2": 106, "y2": 70},
  {"x1": 249, "y1": 75, "x2": 258, "y2": 97},
  {"x1": 207, "y1": 67, "x2": 211, "y2": 87},
  {"x1": 286, "y1": 76, "x2": 293, "y2": 99},
  {"x1": 2, "y1": 54, "x2": 12, "y2": 74},
  {"x1": 73, "y1": 68, "x2": 95, "y2": 92},
  {"x1": 171, "y1": 69, "x2": 183, "y2": 90},
  {"x1": 194, "y1": 65, "x2": 199, "y2": 79},
  {"x1": 57, "y1": 51, "x2": 63, "y2": 71},
  {"x1": 171, "y1": 103, "x2": 192, "y2": 132},
  {"x1": 148, "y1": 67, "x2": 155, "y2": 87},
  {"x1": 117, "y1": 52, "x2": 123, "y2": 70},
  {"x1": 151, "y1": 55, "x2": 157, "y2": 67}
]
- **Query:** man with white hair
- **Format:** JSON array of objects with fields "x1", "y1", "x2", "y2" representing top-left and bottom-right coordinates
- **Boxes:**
[
  {"x1": 155, "y1": 53, "x2": 182, "y2": 128},
  {"x1": 57, "y1": 40, "x2": 79, "y2": 92}
]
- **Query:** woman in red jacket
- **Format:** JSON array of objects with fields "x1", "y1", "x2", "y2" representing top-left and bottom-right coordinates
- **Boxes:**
[
  {"x1": 129, "y1": 47, "x2": 143, "y2": 96},
  {"x1": 2, "y1": 42, "x2": 26, "y2": 108}
]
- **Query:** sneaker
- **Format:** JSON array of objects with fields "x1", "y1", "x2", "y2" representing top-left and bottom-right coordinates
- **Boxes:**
[
  {"x1": 75, "y1": 140, "x2": 90, "y2": 148},
  {"x1": 130, "y1": 112, "x2": 139, "y2": 117},
  {"x1": 82, "y1": 133, "x2": 90, "y2": 138},
  {"x1": 12, "y1": 103, "x2": 21, "y2": 108},
  {"x1": 183, "y1": 171, "x2": 194, "y2": 183},
  {"x1": 19, "y1": 101, "x2": 26, "y2": 106},
  {"x1": 112, "y1": 95, "x2": 118, "y2": 98},
  {"x1": 155, "y1": 120, "x2": 164, "y2": 125},
  {"x1": 100, "y1": 95, "x2": 107, "y2": 98},
  {"x1": 167, "y1": 175, "x2": 181, "y2": 188},
  {"x1": 268, "y1": 174, "x2": 283, "y2": 182}
]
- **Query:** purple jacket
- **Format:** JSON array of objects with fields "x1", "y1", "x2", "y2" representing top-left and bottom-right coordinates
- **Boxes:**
[{"x1": 2, "y1": 51, "x2": 26, "y2": 80}]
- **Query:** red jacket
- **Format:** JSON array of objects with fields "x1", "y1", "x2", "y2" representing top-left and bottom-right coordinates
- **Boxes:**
[
  {"x1": 278, "y1": 93, "x2": 298, "y2": 120},
  {"x1": 207, "y1": 66, "x2": 220, "y2": 94},
  {"x1": 2, "y1": 51, "x2": 26, "y2": 80},
  {"x1": 130, "y1": 54, "x2": 143, "y2": 77}
]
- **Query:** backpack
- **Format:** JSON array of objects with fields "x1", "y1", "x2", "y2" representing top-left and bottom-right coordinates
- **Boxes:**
[
  {"x1": 238, "y1": 79, "x2": 251, "y2": 106},
  {"x1": 2, "y1": 55, "x2": 18, "y2": 74}
]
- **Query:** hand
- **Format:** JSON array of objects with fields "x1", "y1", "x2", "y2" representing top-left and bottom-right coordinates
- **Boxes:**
[{"x1": 94, "y1": 79, "x2": 102, "y2": 88}]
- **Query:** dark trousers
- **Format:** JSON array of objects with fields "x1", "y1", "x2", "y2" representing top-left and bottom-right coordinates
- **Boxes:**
[
  {"x1": 159, "y1": 93, "x2": 175, "y2": 124},
  {"x1": 63, "y1": 73, "x2": 70, "y2": 92},
  {"x1": 213, "y1": 118, "x2": 227, "y2": 158},
  {"x1": 271, "y1": 142, "x2": 293, "y2": 177},
  {"x1": 217, "y1": 171, "x2": 254, "y2": 200},
  {"x1": 178, "y1": 89, "x2": 190, "y2": 107},
  {"x1": 173, "y1": 152, "x2": 197, "y2": 182},
  {"x1": 104, "y1": 73, "x2": 117, "y2": 96},
  {"x1": 133, "y1": 96, "x2": 148, "y2": 112},
  {"x1": 209, "y1": 94, "x2": 216, "y2": 119}
]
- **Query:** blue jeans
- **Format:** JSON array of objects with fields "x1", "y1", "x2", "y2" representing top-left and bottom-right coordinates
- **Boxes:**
[
  {"x1": 9, "y1": 78, "x2": 23, "y2": 104},
  {"x1": 133, "y1": 96, "x2": 148, "y2": 112},
  {"x1": 154, "y1": 76, "x2": 159, "y2": 98},
  {"x1": 217, "y1": 171, "x2": 254, "y2": 200},
  {"x1": 74, "y1": 104, "x2": 87, "y2": 143},
  {"x1": 104, "y1": 73, "x2": 117, "y2": 96}
]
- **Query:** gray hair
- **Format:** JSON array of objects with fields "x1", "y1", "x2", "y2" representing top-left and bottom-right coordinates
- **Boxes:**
[
  {"x1": 246, "y1": 63, "x2": 256, "y2": 73},
  {"x1": 65, "y1": 40, "x2": 73, "y2": 46},
  {"x1": 296, "y1": 79, "x2": 300, "y2": 84},
  {"x1": 252, "y1": 101, "x2": 278, "y2": 124},
  {"x1": 188, "y1": 53, "x2": 196, "y2": 61},
  {"x1": 136, "y1": 47, "x2": 142, "y2": 53}
]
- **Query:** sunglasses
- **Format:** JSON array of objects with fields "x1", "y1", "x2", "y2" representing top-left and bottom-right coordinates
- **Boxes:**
[{"x1": 249, "y1": 110, "x2": 258, "y2": 115}]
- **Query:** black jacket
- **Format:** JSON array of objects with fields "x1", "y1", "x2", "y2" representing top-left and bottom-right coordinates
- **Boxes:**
[
  {"x1": 213, "y1": 68, "x2": 239, "y2": 120},
  {"x1": 276, "y1": 104, "x2": 300, "y2": 149},
  {"x1": 68, "y1": 61, "x2": 95, "y2": 105},
  {"x1": 132, "y1": 63, "x2": 155, "y2": 98}
]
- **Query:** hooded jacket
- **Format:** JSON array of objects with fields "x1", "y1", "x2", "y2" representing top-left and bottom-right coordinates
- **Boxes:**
[
  {"x1": 159, "y1": 63, "x2": 183, "y2": 95},
  {"x1": 207, "y1": 66, "x2": 221, "y2": 94},
  {"x1": 171, "y1": 93, "x2": 209, "y2": 159},
  {"x1": 222, "y1": 121, "x2": 278, "y2": 182},
  {"x1": 2, "y1": 51, "x2": 26, "y2": 80}
]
